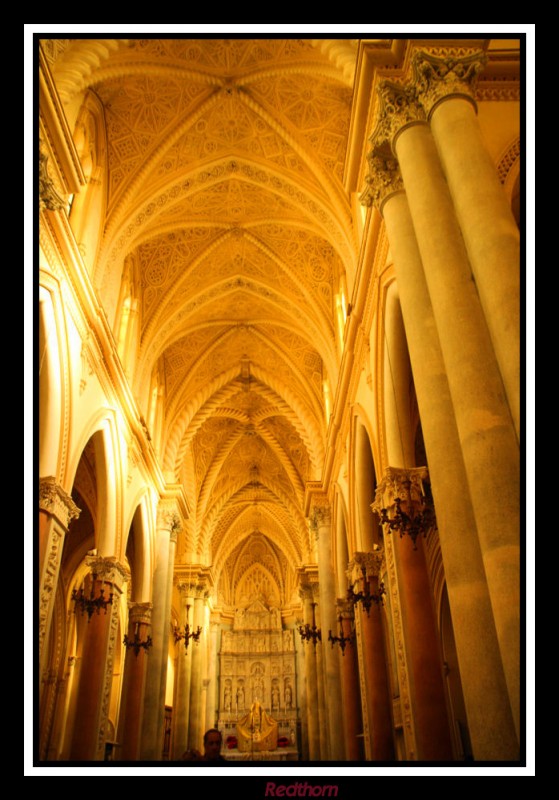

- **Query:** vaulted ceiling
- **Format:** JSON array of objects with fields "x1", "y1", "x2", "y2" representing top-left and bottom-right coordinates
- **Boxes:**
[{"x1": 43, "y1": 38, "x2": 360, "y2": 608}]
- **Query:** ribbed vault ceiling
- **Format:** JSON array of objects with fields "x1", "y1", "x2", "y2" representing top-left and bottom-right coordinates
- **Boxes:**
[{"x1": 45, "y1": 37, "x2": 359, "y2": 608}]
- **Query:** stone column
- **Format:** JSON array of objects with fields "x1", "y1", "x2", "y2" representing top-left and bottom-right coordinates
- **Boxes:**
[
  {"x1": 313, "y1": 595, "x2": 327, "y2": 760},
  {"x1": 140, "y1": 503, "x2": 181, "y2": 759},
  {"x1": 373, "y1": 468, "x2": 453, "y2": 760},
  {"x1": 333, "y1": 599, "x2": 363, "y2": 761},
  {"x1": 295, "y1": 628, "x2": 309, "y2": 760},
  {"x1": 69, "y1": 555, "x2": 130, "y2": 760},
  {"x1": 171, "y1": 582, "x2": 195, "y2": 759},
  {"x1": 187, "y1": 585, "x2": 207, "y2": 750},
  {"x1": 299, "y1": 583, "x2": 320, "y2": 760},
  {"x1": 348, "y1": 551, "x2": 394, "y2": 760},
  {"x1": 39, "y1": 477, "x2": 80, "y2": 680},
  {"x1": 361, "y1": 151, "x2": 518, "y2": 759},
  {"x1": 205, "y1": 620, "x2": 219, "y2": 730},
  {"x1": 413, "y1": 50, "x2": 521, "y2": 438},
  {"x1": 313, "y1": 502, "x2": 345, "y2": 760},
  {"x1": 117, "y1": 602, "x2": 153, "y2": 760},
  {"x1": 373, "y1": 79, "x2": 520, "y2": 738}
]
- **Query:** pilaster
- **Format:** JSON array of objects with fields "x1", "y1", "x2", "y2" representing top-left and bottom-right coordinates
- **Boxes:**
[{"x1": 39, "y1": 477, "x2": 81, "y2": 675}]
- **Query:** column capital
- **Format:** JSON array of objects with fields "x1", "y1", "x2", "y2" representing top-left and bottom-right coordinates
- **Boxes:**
[
  {"x1": 128, "y1": 601, "x2": 153, "y2": 626},
  {"x1": 298, "y1": 566, "x2": 320, "y2": 602},
  {"x1": 156, "y1": 500, "x2": 182, "y2": 537},
  {"x1": 412, "y1": 49, "x2": 487, "y2": 118},
  {"x1": 85, "y1": 554, "x2": 131, "y2": 591},
  {"x1": 39, "y1": 476, "x2": 81, "y2": 528},
  {"x1": 361, "y1": 138, "x2": 405, "y2": 213},
  {"x1": 371, "y1": 466, "x2": 430, "y2": 513},
  {"x1": 335, "y1": 597, "x2": 355, "y2": 622},
  {"x1": 175, "y1": 580, "x2": 197, "y2": 598},
  {"x1": 347, "y1": 549, "x2": 384, "y2": 583},
  {"x1": 310, "y1": 498, "x2": 331, "y2": 530},
  {"x1": 372, "y1": 79, "x2": 426, "y2": 153},
  {"x1": 371, "y1": 466, "x2": 436, "y2": 549}
]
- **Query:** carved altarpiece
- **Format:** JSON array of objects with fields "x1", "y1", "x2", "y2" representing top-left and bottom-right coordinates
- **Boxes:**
[{"x1": 218, "y1": 600, "x2": 298, "y2": 753}]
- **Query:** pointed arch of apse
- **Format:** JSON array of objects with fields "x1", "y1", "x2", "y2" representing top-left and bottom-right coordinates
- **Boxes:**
[
  {"x1": 230, "y1": 531, "x2": 286, "y2": 592},
  {"x1": 232, "y1": 560, "x2": 282, "y2": 608},
  {"x1": 213, "y1": 511, "x2": 297, "y2": 585}
]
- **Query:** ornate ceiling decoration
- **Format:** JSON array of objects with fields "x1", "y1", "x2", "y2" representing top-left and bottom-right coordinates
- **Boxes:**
[{"x1": 45, "y1": 37, "x2": 359, "y2": 605}]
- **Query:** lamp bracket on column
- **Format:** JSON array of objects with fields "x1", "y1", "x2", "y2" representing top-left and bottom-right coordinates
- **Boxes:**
[
  {"x1": 71, "y1": 572, "x2": 113, "y2": 622},
  {"x1": 328, "y1": 616, "x2": 354, "y2": 656},
  {"x1": 298, "y1": 601, "x2": 322, "y2": 646},
  {"x1": 347, "y1": 565, "x2": 385, "y2": 615},
  {"x1": 376, "y1": 473, "x2": 436, "y2": 549},
  {"x1": 123, "y1": 629, "x2": 153, "y2": 656},
  {"x1": 174, "y1": 604, "x2": 202, "y2": 653}
]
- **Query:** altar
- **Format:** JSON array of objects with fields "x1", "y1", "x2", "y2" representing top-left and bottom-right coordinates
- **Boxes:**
[{"x1": 217, "y1": 600, "x2": 299, "y2": 758}]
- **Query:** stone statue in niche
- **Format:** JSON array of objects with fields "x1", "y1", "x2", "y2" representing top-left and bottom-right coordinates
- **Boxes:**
[
  {"x1": 236, "y1": 681, "x2": 245, "y2": 711},
  {"x1": 283, "y1": 630, "x2": 293, "y2": 650},
  {"x1": 252, "y1": 676, "x2": 264, "y2": 703},
  {"x1": 224, "y1": 680, "x2": 232, "y2": 712},
  {"x1": 284, "y1": 680, "x2": 293, "y2": 711},
  {"x1": 271, "y1": 682, "x2": 280, "y2": 710}
]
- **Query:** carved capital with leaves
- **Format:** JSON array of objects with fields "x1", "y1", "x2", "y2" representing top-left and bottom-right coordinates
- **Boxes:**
[{"x1": 412, "y1": 50, "x2": 487, "y2": 117}]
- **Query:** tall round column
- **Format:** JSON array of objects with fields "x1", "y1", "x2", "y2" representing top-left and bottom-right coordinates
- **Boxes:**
[
  {"x1": 334, "y1": 599, "x2": 363, "y2": 761},
  {"x1": 69, "y1": 556, "x2": 130, "y2": 760},
  {"x1": 117, "y1": 602, "x2": 152, "y2": 760},
  {"x1": 170, "y1": 583, "x2": 194, "y2": 758},
  {"x1": 377, "y1": 79, "x2": 520, "y2": 737},
  {"x1": 362, "y1": 147, "x2": 518, "y2": 758},
  {"x1": 314, "y1": 503, "x2": 345, "y2": 761},
  {"x1": 140, "y1": 504, "x2": 181, "y2": 759},
  {"x1": 414, "y1": 50, "x2": 521, "y2": 438},
  {"x1": 348, "y1": 552, "x2": 394, "y2": 760},
  {"x1": 205, "y1": 620, "x2": 219, "y2": 730},
  {"x1": 295, "y1": 627, "x2": 309, "y2": 760},
  {"x1": 312, "y1": 596, "x2": 328, "y2": 760},
  {"x1": 187, "y1": 586, "x2": 206, "y2": 750},
  {"x1": 300, "y1": 585, "x2": 320, "y2": 760}
]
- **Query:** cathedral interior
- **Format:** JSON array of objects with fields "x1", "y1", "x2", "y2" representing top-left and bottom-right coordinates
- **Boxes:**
[{"x1": 35, "y1": 35, "x2": 525, "y2": 768}]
